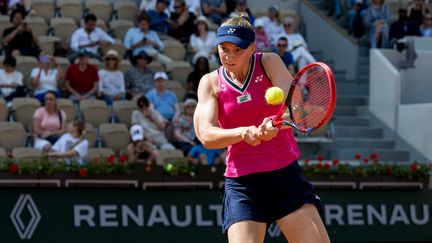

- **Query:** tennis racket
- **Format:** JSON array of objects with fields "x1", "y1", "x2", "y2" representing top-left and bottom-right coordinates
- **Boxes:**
[{"x1": 267, "y1": 62, "x2": 336, "y2": 133}]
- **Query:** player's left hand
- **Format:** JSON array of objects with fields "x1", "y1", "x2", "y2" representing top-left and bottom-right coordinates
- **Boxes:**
[{"x1": 258, "y1": 117, "x2": 279, "y2": 141}]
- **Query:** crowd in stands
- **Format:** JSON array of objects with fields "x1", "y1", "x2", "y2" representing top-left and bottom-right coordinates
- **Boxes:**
[{"x1": 0, "y1": 0, "x2": 318, "y2": 166}]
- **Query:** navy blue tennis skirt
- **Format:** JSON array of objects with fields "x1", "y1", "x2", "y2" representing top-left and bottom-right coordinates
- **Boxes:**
[{"x1": 222, "y1": 161, "x2": 322, "y2": 233}]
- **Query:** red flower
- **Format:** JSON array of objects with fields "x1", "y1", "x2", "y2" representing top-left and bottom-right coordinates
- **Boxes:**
[
  {"x1": 119, "y1": 156, "x2": 128, "y2": 164},
  {"x1": 370, "y1": 153, "x2": 378, "y2": 161},
  {"x1": 363, "y1": 158, "x2": 369, "y2": 164},
  {"x1": 304, "y1": 159, "x2": 310, "y2": 165},
  {"x1": 93, "y1": 158, "x2": 99, "y2": 164},
  {"x1": 9, "y1": 163, "x2": 18, "y2": 173},
  {"x1": 107, "y1": 155, "x2": 116, "y2": 164},
  {"x1": 386, "y1": 167, "x2": 393, "y2": 175},
  {"x1": 332, "y1": 159, "x2": 339, "y2": 166},
  {"x1": 79, "y1": 168, "x2": 87, "y2": 177},
  {"x1": 354, "y1": 154, "x2": 362, "y2": 160},
  {"x1": 410, "y1": 163, "x2": 417, "y2": 172},
  {"x1": 316, "y1": 155, "x2": 324, "y2": 162},
  {"x1": 428, "y1": 163, "x2": 432, "y2": 169},
  {"x1": 324, "y1": 163, "x2": 331, "y2": 169}
]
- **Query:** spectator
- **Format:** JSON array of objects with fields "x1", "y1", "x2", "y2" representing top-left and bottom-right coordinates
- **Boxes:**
[
  {"x1": 98, "y1": 50, "x2": 125, "y2": 106},
  {"x1": 187, "y1": 139, "x2": 224, "y2": 165},
  {"x1": 172, "y1": 98, "x2": 197, "y2": 155},
  {"x1": 347, "y1": 0, "x2": 367, "y2": 38},
  {"x1": 139, "y1": 0, "x2": 173, "y2": 16},
  {"x1": 201, "y1": 0, "x2": 227, "y2": 25},
  {"x1": 0, "y1": 56, "x2": 25, "y2": 102},
  {"x1": 69, "y1": 13, "x2": 115, "y2": 62},
  {"x1": 167, "y1": 0, "x2": 197, "y2": 43},
  {"x1": 420, "y1": 13, "x2": 432, "y2": 37},
  {"x1": 276, "y1": 17, "x2": 316, "y2": 69},
  {"x1": 364, "y1": 0, "x2": 392, "y2": 48},
  {"x1": 125, "y1": 50, "x2": 154, "y2": 99},
  {"x1": 185, "y1": 56, "x2": 209, "y2": 100},
  {"x1": 3, "y1": 9, "x2": 39, "y2": 57},
  {"x1": 131, "y1": 96, "x2": 175, "y2": 150},
  {"x1": 126, "y1": 124, "x2": 163, "y2": 165},
  {"x1": 145, "y1": 71, "x2": 179, "y2": 122},
  {"x1": 33, "y1": 91, "x2": 67, "y2": 153},
  {"x1": 64, "y1": 50, "x2": 99, "y2": 103},
  {"x1": 185, "y1": 0, "x2": 201, "y2": 16},
  {"x1": 47, "y1": 120, "x2": 89, "y2": 164},
  {"x1": 254, "y1": 18, "x2": 271, "y2": 52},
  {"x1": 148, "y1": 0, "x2": 170, "y2": 33},
  {"x1": 407, "y1": 0, "x2": 428, "y2": 30},
  {"x1": 255, "y1": 5, "x2": 283, "y2": 44},
  {"x1": 189, "y1": 16, "x2": 217, "y2": 63},
  {"x1": 232, "y1": 0, "x2": 254, "y2": 25},
  {"x1": 30, "y1": 53, "x2": 63, "y2": 103},
  {"x1": 273, "y1": 37, "x2": 295, "y2": 74},
  {"x1": 124, "y1": 14, "x2": 172, "y2": 68},
  {"x1": 6, "y1": 0, "x2": 31, "y2": 15},
  {"x1": 389, "y1": 9, "x2": 421, "y2": 46}
]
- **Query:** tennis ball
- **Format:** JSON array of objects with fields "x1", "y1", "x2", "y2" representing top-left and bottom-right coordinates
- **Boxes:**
[
  {"x1": 165, "y1": 163, "x2": 174, "y2": 173},
  {"x1": 265, "y1": 87, "x2": 285, "y2": 105}
]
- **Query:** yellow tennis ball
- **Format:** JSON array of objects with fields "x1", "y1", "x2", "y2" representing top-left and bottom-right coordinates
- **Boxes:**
[{"x1": 265, "y1": 87, "x2": 285, "y2": 105}]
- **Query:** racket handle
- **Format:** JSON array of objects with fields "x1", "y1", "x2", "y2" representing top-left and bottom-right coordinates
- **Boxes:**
[{"x1": 266, "y1": 119, "x2": 276, "y2": 129}]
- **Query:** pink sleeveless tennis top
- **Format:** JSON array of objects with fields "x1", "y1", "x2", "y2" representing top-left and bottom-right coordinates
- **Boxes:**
[{"x1": 217, "y1": 52, "x2": 301, "y2": 178}]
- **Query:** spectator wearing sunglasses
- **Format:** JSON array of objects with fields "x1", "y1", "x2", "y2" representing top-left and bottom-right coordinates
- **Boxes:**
[
  {"x1": 98, "y1": 50, "x2": 125, "y2": 106},
  {"x1": 420, "y1": 14, "x2": 432, "y2": 37},
  {"x1": 273, "y1": 37, "x2": 295, "y2": 74},
  {"x1": 167, "y1": 0, "x2": 196, "y2": 43}
]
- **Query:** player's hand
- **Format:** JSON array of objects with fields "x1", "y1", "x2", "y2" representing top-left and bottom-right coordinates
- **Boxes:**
[
  {"x1": 242, "y1": 126, "x2": 261, "y2": 146},
  {"x1": 258, "y1": 117, "x2": 278, "y2": 141}
]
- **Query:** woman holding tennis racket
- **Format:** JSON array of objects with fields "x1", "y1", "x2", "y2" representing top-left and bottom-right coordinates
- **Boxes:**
[{"x1": 193, "y1": 13, "x2": 331, "y2": 243}]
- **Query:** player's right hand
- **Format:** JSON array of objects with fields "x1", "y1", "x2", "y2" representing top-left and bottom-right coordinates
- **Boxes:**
[{"x1": 242, "y1": 126, "x2": 261, "y2": 146}]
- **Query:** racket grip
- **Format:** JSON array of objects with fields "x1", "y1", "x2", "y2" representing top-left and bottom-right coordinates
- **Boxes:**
[{"x1": 265, "y1": 119, "x2": 276, "y2": 129}]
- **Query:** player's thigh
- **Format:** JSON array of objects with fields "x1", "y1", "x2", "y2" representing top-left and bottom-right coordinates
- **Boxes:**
[
  {"x1": 276, "y1": 203, "x2": 330, "y2": 243},
  {"x1": 227, "y1": 220, "x2": 267, "y2": 243}
]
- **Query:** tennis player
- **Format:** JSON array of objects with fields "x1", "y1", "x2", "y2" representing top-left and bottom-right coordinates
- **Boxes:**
[{"x1": 193, "y1": 13, "x2": 330, "y2": 243}]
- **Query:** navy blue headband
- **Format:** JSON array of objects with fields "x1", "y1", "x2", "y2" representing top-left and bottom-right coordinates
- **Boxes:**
[{"x1": 214, "y1": 25, "x2": 255, "y2": 49}]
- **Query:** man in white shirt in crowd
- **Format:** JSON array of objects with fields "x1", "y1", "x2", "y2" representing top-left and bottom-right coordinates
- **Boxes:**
[
  {"x1": 0, "y1": 56, "x2": 25, "y2": 104},
  {"x1": 69, "y1": 13, "x2": 115, "y2": 63}
]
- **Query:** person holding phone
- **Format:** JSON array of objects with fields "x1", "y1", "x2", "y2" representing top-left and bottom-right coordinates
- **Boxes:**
[{"x1": 30, "y1": 53, "x2": 63, "y2": 103}]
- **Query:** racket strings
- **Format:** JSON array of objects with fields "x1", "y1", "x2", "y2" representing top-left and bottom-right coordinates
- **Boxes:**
[{"x1": 290, "y1": 67, "x2": 331, "y2": 130}]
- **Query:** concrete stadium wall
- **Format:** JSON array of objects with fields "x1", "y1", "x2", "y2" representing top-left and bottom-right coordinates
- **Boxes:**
[
  {"x1": 398, "y1": 103, "x2": 432, "y2": 161},
  {"x1": 369, "y1": 49, "x2": 401, "y2": 130},
  {"x1": 299, "y1": 0, "x2": 358, "y2": 80},
  {"x1": 402, "y1": 51, "x2": 432, "y2": 104}
]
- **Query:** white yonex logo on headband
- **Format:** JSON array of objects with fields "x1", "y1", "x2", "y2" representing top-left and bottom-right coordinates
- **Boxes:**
[{"x1": 227, "y1": 28, "x2": 236, "y2": 34}]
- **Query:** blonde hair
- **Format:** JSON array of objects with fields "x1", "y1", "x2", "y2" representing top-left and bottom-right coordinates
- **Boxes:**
[{"x1": 220, "y1": 12, "x2": 253, "y2": 31}]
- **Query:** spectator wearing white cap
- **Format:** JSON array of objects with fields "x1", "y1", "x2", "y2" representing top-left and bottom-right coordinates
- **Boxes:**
[
  {"x1": 126, "y1": 124, "x2": 164, "y2": 165},
  {"x1": 255, "y1": 5, "x2": 283, "y2": 44},
  {"x1": 145, "y1": 71, "x2": 179, "y2": 122},
  {"x1": 98, "y1": 50, "x2": 125, "y2": 106},
  {"x1": 254, "y1": 18, "x2": 271, "y2": 52}
]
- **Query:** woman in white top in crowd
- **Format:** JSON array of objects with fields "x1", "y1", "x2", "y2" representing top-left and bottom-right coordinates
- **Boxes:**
[
  {"x1": 255, "y1": 5, "x2": 283, "y2": 44},
  {"x1": 0, "y1": 56, "x2": 24, "y2": 102},
  {"x1": 98, "y1": 50, "x2": 125, "y2": 106},
  {"x1": 30, "y1": 53, "x2": 63, "y2": 103},
  {"x1": 47, "y1": 120, "x2": 89, "y2": 164},
  {"x1": 189, "y1": 15, "x2": 217, "y2": 63}
]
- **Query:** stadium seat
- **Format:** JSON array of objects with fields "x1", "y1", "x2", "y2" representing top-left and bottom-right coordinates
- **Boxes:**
[
  {"x1": 0, "y1": 98, "x2": 7, "y2": 121},
  {"x1": 0, "y1": 16, "x2": 12, "y2": 47},
  {"x1": 50, "y1": 17, "x2": 78, "y2": 50},
  {"x1": 100, "y1": 39, "x2": 126, "y2": 58},
  {"x1": 38, "y1": 36, "x2": 61, "y2": 55},
  {"x1": 109, "y1": 19, "x2": 134, "y2": 40},
  {"x1": 26, "y1": 16, "x2": 48, "y2": 37},
  {"x1": 166, "y1": 61, "x2": 193, "y2": 86},
  {"x1": 118, "y1": 59, "x2": 132, "y2": 73},
  {"x1": 79, "y1": 100, "x2": 110, "y2": 127},
  {"x1": 163, "y1": 39, "x2": 187, "y2": 61},
  {"x1": 85, "y1": 147, "x2": 115, "y2": 162},
  {"x1": 147, "y1": 61, "x2": 166, "y2": 72},
  {"x1": 113, "y1": 1, "x2": 138, "y2": 22},
  {"x1": 11, "y1": 97, "x2": 41, "y2": 130},
  {"x1": 85, "y1": 0, "x2": 113, "y2": 24},
  {"x1": 159, "y1": 149, "x2": 185, "y2": 163},
  {"x1": 15, "y1": 56, "x2": 38, "y2": 88},
  {"x1": 99, "y1": 123, "x2": 130, "y2": 154},
  {"x1": 84, "y1": 123, "x2": 97, "y2": 148},
  {"x1": 112, "y1": 100, "x2": 136, "y2": 127},
  {"x1": 166, "y1": 80, "x2": 186, "y2": 101},
  {"x1": 56, "y1": 0, "x2": 84, "y2": 24},
  {"x1": 80, "y1": 18, "x2": 109, "y2": 32},
  {"x1": 57, "y1": 98, "x2": 76, "y2": 122},
  {"x1": 0, "y1": 122, "x2": 27, "y2": 151},
  {"x1": 12, "y1": 147, "x2": 42, "y2": 162},
  {"x1": 30, "y1": 0, "x2": 55, "y2": 23}
]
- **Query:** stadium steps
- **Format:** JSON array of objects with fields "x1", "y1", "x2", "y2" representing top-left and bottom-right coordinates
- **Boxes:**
[
  {"x1": 334, "y1": 126, "x2": 384, "y2": 139},
  {"x1": 333, "y1": 116, "x2": 370, "y2": 126},
  {"x1": 336, "y1": 83, "x2": 369, "y2": 96},
  {"x1": 326, "y1": 138, "x2": 396, "y2": 149},
  {"x1": 328, "y1": 148, "x2": 410, "y2": 161},
  {"x1": 334, "y1": 105, "x2": 369, "y2": 116},
  {"x1": 336, "y1": 95, "x2": 368, "y2": 106}
]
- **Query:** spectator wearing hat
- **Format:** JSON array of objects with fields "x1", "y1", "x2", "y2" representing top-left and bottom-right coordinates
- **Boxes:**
[
  {"x1": 255, "y1": 5, "x2": 283, "y2": 44},
  {"x1": 189, "y1": 15, "x2": 217, "y2": 63},
  {"x1": 3, "y1": 9, "x2": 40, "y2": 57},
  {"x1": 0, "y1": 56, "x2": 26, "y2": 102},
  {"x1": 124, "y1": 14, "x2": 173, "y2": 68},
  {"x1": 30, "y1": 53, "x2": 63, "y2": 103},
  {"x1": 347, "y1": 0, "x2": 367, "y2": 38},
  {"x1": 254, "y1": 18, "x2": 271, "y2": 52},
  {"x1": 131, "y1": 96, "x2": 175, "y2": 150},
  {"x1": 98, "y1": 50, "x2": 125, "y2": 106},
  {"x1": 167, "y1": 0, "x2": 197, "y2": 43},
  {"x1": 273, "y1": 37, "x2": 295, "y2": 74},
  {"x1": 64, "y1": 50, "x2": 99, "y2": 102},
  {"x1": 148, "y1": 0, "x2": 171, "y2": 33},
  {"x1": 202, "y1": 0, "x2": 227, "y2": 25},
  {"x1": 172, "y1": 98, "x2": 197, "y2": 155},
  {"x1": 125, "y1": 50, "x2": 154, "y2": 99},
  {"x1": 185, "y1": 56, "x2": 209, "y2": 100},
  {"x1": 69, "y1": 13, "x2": 115, "y2": 62},
  {"x1": 420, "y1": 13, "x2": 432, "y2": 37},
  {"x1": 126, "y1": 124, "x2": 164, "y2": 165},
  {"x1": 145, "y1": 71, "x2": 179, "y2": 122}
]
